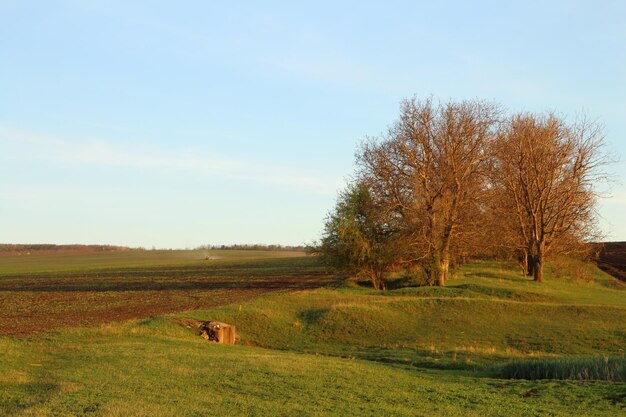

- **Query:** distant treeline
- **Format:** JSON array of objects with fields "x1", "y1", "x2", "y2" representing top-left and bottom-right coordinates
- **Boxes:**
[
  {"x1": 196, "y1": 244, "x2": 307, "y2": 251},
  {"x1": 0, "y1": 244, "x2": 131, "y2": 255}
]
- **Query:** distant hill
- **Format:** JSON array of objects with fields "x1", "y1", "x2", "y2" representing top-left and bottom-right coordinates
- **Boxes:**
[
  {"x1": 597, "y1": 241, "x2": 626, "y2": 282},
  {"x1": 0, "y1": 244, "x2": 132, "y2": 256}
]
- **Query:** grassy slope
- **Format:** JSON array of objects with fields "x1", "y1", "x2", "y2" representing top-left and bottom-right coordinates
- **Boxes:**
[
  {"x1": 1, "y1": 256, "x2": 625, "y2": 416},
  {"x1": 2, "y1": 320, "x2": 624, "y2": 417},
  {"x1": 184, "y1": 260, "x2": 625, "y2": 367}
]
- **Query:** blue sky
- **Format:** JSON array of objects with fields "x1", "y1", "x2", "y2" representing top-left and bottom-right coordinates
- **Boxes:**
[{"x1": 1, "y1": 0, "x2": 625, "y2": 248}]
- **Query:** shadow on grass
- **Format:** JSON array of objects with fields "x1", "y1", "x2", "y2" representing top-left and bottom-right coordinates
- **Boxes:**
[
  {"x1": 351, "y1": 275, "x2": 427, "y2": 290},
  {"x1": 454, "y1": 284, "x2": 552, "y2": 302},
  {"x1": 297, "y1": 308, "x2": 330, "y2": 326},
  {"x1": 362, "y1": 354, "x2": 482, "y2": 372},
  {"x1": 0, "y1": 382, "x2": 59, "y2": 415},
  {"x1": 292, "y1": 344, "x2": 516, "y2": 374},
  {"x1": 463, "y1": 271, "x2": 524, "y2": 282}
]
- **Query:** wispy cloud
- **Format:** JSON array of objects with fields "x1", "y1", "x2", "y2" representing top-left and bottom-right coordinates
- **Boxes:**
[{"x1": 0, "y1": 125, "x2": 341, "y2": 195}]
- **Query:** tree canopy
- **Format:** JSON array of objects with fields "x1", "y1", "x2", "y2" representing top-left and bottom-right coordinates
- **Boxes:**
[{"x1": 317, "y1": 98, "x2": 608, "y2": 288}]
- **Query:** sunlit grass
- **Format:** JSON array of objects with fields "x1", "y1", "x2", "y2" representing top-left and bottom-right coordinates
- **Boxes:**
[
  {"x1": 1, "y1": 318, "x2": 624, "y2": 416},
  {"x1": 1, "y1": 256, "x2": 625, "y2": 415}
]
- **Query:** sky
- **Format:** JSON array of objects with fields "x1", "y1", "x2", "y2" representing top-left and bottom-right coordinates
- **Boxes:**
[{"x1": 1, "y1": 0, "x2": 625, "y2": 248}]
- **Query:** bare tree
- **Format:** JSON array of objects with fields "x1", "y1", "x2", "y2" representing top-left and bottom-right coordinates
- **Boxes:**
[
  {"x1": 493, "y1": 113, "x2": 607, "y2": 282},
  {"x1": 357, "y1": 97, "x2": 500, "y2": 286}
]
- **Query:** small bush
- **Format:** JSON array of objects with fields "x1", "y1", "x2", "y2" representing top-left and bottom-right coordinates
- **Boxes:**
[{"x1": 499, "y1": 356, "x2": 626, "y2": 381}]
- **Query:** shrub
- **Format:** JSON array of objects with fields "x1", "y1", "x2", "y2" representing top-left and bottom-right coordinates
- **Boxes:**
[{"x1": 498, "y1": 356, "x2": 626, "y2": 381}]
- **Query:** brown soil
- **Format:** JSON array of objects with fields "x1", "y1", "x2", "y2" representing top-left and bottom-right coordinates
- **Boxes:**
[
  {"x1": 0, "y1": 260, "x2": 336, "y2": 337},
  {"x1": 597, "y1": 241, "x2": 626, "y2": 282}
]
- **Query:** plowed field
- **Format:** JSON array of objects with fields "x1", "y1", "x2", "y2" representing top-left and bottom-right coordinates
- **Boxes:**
[
  {"x1": 597, "y1": 241, "x2": 626, "y2": 282},
  {"x1": 0, "y1": 252, "x2": 335, "y2": 336}
]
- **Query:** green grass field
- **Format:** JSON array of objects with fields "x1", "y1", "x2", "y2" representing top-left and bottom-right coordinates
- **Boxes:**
[{"x1": 1, "y1": 252, "x2": 625, "y2": 416}]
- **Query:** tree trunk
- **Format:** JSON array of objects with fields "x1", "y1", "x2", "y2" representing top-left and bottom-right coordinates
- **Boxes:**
[
  {"x1": 434, "y1": 243, "x2": 450, "y2": 287},
  {"x1": 371, "y1": 267, "x2": 386, "y2": 290},
  {"x1": 526, "y1": 246, "x2": 536, "y2": 277},
  {"x1": 527, "y1": 255, "x2": 535, "y2": 277},
  {"x1": 371, "y1": 272, "x2": 381, "y2": 290},
  {"x1": 437, "y1": 255, "x2": 449, "y2": 287},
  {"x1": 425, "y1": 250, "x2": 439, "y2": 286},
  {"x1": 533, "y1": 256, "x2": 543, "y2": 283},
  {"x1": 531, "y1": 242, "x2": 544, "y2": 283},
  {"x1": 520, "y1": 250, "x2": 529, "y2": 275}
]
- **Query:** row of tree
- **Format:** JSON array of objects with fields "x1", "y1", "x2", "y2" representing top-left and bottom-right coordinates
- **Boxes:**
[
  {"x1": 316, "y1": 97, "x2": 608, "y2": 289},
  {"x1": 195, "y1": 244, "x2": 306, "y2": 251}
]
